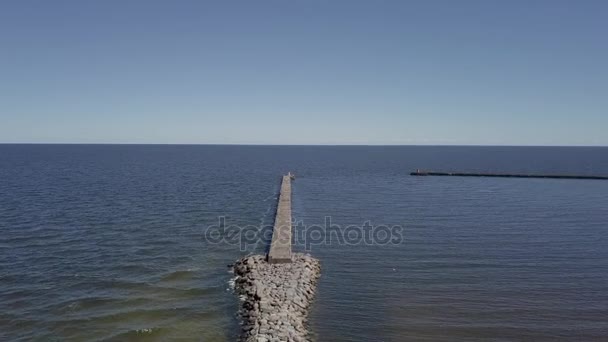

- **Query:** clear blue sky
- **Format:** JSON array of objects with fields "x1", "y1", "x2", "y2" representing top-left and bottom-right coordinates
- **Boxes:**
[{"x1": 1, "y1": 0, "x2": 606, "y2": 145}]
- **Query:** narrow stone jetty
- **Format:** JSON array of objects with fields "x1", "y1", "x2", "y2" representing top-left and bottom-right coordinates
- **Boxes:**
[
  {"x1": 267, "y1": 173, "x2": 293, "y2": 264},
  {"x1": 233, "y1": 173, "x2": 321, "y2": 342},
  {"x1": 410, "y1": 170, "x2": 608, "y2": 180},
  {"x1": 234, "y1": 254, "x2": 320, "y2": 342}
]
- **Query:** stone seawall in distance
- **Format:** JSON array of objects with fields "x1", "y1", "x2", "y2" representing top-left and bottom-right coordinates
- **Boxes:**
[{"x1": 233, "y1": 254, "x2": 321, "y2": 342}]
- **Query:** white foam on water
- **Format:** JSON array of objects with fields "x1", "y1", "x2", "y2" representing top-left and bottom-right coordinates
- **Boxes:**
[{"x1": 227, "y1": 275, "x2": 237, "y2": 291}]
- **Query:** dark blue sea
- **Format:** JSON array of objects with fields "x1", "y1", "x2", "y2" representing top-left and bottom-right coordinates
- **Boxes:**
[{"x1": 1, "y1": 145, "x2": 607, "y2": 341}]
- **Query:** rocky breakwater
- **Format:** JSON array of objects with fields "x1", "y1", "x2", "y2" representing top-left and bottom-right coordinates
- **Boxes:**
[{"x1": 233, "y1": 253, "x2": 321, "y2": 342}]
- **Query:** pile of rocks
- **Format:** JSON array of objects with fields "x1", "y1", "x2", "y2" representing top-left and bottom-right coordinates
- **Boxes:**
[{"x1": 233, "y1": 253, "x2": 321, "y2": 342}]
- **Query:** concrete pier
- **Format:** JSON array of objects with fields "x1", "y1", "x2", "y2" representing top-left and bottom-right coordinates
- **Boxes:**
[
  {"x1": 267, "y1": 173, "x2": 293, "y2": 264},
  {"x1": 232, "y1": 172, "x2": 321, "y2": 341},
  {"x1": 411, "y1": 170, "x2": 608, "y2": 180}
]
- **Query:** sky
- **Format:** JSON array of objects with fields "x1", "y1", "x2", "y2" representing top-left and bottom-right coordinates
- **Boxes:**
[{"x1": 1, "y1": 0, "x2": 606, "y2": 145}]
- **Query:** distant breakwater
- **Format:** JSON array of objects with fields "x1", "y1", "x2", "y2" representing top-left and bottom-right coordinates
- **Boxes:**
[
  {"x1": 232, "y1": 173, "x2": 320, "y2": 341},
  {"x1": 410, "y1": 170, "x2": 608, "y2": 180}
]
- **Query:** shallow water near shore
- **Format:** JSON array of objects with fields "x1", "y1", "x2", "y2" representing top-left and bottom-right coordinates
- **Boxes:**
[{"x1": 1, "y1": 145, "x2": 607, "y2": 341}]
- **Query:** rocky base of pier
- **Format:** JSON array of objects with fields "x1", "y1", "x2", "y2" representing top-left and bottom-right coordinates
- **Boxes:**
[{"x1": 233, "y1": 253, "x2": 321, "y2": 342}]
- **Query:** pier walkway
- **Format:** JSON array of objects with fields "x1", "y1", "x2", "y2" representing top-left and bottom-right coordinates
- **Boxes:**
[{"x1": 267, "y1": 173, "x2": 293, "y2": 263}]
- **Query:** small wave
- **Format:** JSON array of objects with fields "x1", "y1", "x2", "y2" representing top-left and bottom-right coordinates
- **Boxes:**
[
  {"x1": 159, "y1": 270, "x2": 196, "y2": 282},
  {"x1": 116, "y1": 264, "x2": 158, "y2": 274},
  {"x1": 94, "y1": 279, "x2": 153, "y2": 291},
  {"x1": 65, "y1": 308, "x2": 189, "y2": 326},
  {"x1": 106, "y1": 326, "x2": 170, "y2": 341},
  {"x1": 54, "y1": 296, "x2": 151, "y2": 315},
  {"x1": 62, "y1": 297, "x2": 112, "y2": 312},
  {"x1": 71, "y1": 277, "x2": 216, "y2": 300},
  {"x1": 477, "y1": 189, "x2": 496, "y2": 193},
  {"x1": 166, "y1": 287, "x2": 215, "y2": 297}
]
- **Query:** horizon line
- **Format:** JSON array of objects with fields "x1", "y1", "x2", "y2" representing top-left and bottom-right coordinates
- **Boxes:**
[{"x1": 1, "y1": 142, "x2": 607, "y2": 148}]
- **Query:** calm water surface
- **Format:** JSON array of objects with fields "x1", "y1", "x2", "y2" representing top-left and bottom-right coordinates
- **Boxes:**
[{"x1": 1, "y1": 145, "x2": 607, "y2": 341}]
